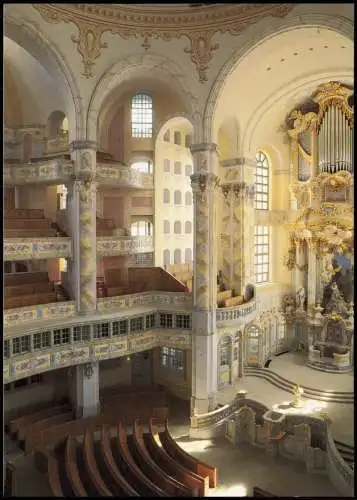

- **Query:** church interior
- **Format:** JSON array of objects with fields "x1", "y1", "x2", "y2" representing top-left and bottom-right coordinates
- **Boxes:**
[{"x1": 3, "y1": 3, "x2": 354, "y2": 497}]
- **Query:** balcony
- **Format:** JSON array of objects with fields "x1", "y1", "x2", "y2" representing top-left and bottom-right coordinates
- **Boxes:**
[
  {"x1": 4, "y1": 159, "x2": 153, "y2": 189},
  {"x1": 216, "y1": 300, "x2": 256, "y2": 326},
  {"x1": 4, "y1": 237, "x2": 72, "y2": 261},
  {"x1": 96, "y1": 236, "x2": 153, "y2": 257}
]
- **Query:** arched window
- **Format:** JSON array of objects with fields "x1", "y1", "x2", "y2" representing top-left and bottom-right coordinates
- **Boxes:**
[
  {"x1": 47, "y1": 110, "x2": 66, "y2": 139},
  {"x1": 255, "y1": 151, "x2": 269, "y2": 210},
  {"x1": 185, "y1": 191, "x2": 192, "y2": 206},
  {"x1": 254, "y1": 225, "x2": 269, "y2": 284},
  {"x1": 185, "y1": 164, "x2": 193, "y2": 177},
  {"x1": 163, "y1": 189, "x2": 170, "y2": 204},
  {"x1": 174, "y1": 161, "x2": 182, "y2": 175},
  {"x1": 163, "y1": 130, "x2": 170, "y2": 142},
  {"x1": 164, "y1": 159, "x2": 170, "y2": 173},
  {"x1": 174, "y1": 249, "x2": 181, "y2": 264},
  {"x1": 163, "y1": 220, "x2": 170, "y2": 234},
  {"x1": 185, "y1": 135, "x2": 192, "y2": 148},
  {"x1": 174, "y1": 190, "x2": 182, "y2": 205},
  {"x1": 163, "y1": 249, "x2": 170, "y2": 266},
  {"x1": 131, "y1": 220, "x2": 153, "y2": 236},
  {"x1": 185, "y1": 221, "x2": 192, "y2": 234},
  {"x1": 131, "y1": 93, "x2": 153, "y2": 138},
  {"x1": 131, "y1": 159, "x2": 152, "y2": 174},
  {"x1": 174, "y1": 131, "x2": 181, "y2": 145},
  {"x1": 184, "y1": 248, "x2": 192, "y2": 264},
  {"x1": 220, "y1": 337, "x2": 230, "y2": 366},
  {"x1": 174, "y1": 221, "x2": 181, "y2": 234}
]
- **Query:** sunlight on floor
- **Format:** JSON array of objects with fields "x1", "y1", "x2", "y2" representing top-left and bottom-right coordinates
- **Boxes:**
[
  {"x1": 177, "y1": 439, "x2": 214, "y2": 453},
  {"x1": 209, "y1": 484, "x2": 248, "y2": 497}
]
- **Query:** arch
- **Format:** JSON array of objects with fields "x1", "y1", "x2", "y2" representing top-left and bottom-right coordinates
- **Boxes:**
[
  {"x1": 174, "y1": 221, "x2": 182, "y2": 234},
  {"x1": 47, "y1": 110, "x2": 66, "y2": 139},
  {"x1": 217, "y1": 117, "x2": 240, "y2": 160},
  {"x1": 174, "y1": 249, "x2": 181, "y2": 264},
  {"x1": 174, "y1": 190, "x2": 182, "y2": 205},
  {"x1": 203, "y1": 12, "x2": 353, "y2": 143},
  {"x1": 163, "y1": 249, "x2": 170, "y2": 266},
  {"x1": 185, "y1": 221, "x2": 192, "y2": 234},
  {"x1": 185, "y1": 191, "x2": 192, "y2": 206},
  {"x1": 155, "y1": 113, "x2": 195, "y2": 143},
  {"x1": 87, "y1": 54, "x2": 198, "y2": 141},
  {"x1": 163, "y1": 220, "x2": 170, "y2": 234},
  {"x1": 174, "y1": 130, "x2": 182, "y2": 145},
  {"x1": 4, "y1": 16, "x2": 83, "y2": 140},
  {"x1": 184, "y1": 248, "x2": 192, "y2": 264},
  {"x1": 163, "y1": 189, "x2": 170, "y2": 204}
]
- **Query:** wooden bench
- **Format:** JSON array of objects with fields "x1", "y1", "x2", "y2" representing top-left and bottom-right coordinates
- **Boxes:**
[
  {"x1": 159, "y1": 421, "x2": 217, "y2": 488},
  {"x1": 253, "y1": 486, "x2": 277, "y2": 497},
  {"x1": 5, "y1": 271, "x2": 49, "y2": 287},
  {"x1": 5, "y1": 282, "x2": 54, "y2": 297},
  {"x1": 5, "y1": 209, "x2": 45, "y2": 219},
  {"x1": 83, "y1": 429, "x2": 113, "y2": 496},
  {"x1": 54, "y1": 439, "x2": 75, "y2": 496},
  {"x1": 24, "y1": 412, "x2": 74, "y2": 452},
  {"x1": 131, "y1": 420, "x2": 192, "y2": 497},
  {"x1": 9, "y1": 403, "x2": 71, "y2": 437},
  {"x1": 65, "y1": 435, "x2": 88, "y2": 497},
  {"x1": 100, "y1": 424, "x2": 139, "y2": 496},
  {"x1": 47, "y1": 450, "x2": 65, "y2": 497},
  {"x1": 5, "y1": 291, "x2": 58, "y2": 309},
  {"x1": 5, "y1": 219, "x2": 52, "y2": 229},
  {"x1": 223, "y1": 295, "x2": 244, "y2": 308},
  {"x1": 5, "y1": 228, "x2": 57, "y2": 238},
  {"x1": 116, "y1": 422, "x2": 166, "y2": 496},
  {"x1": 147, "y1": 418, "x2": 207, "y2": 496}
]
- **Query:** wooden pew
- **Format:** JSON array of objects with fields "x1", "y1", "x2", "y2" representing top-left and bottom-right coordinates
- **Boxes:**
[
  {"x1": 131, "y1": 420, "x2": 192, "y2": 497},
  {"x1": 5, "y1": 291, "x2": 58, "y2": 309},
  {"x1": 115, "y1": 422, "x2": 166, "y2": 496},
  {"x1": 5, "y1": 209, "x2": 45, "y2": 219},
  {"x1": 5, "y1": 281, "x2": 54, "y2": 297},
  {"x1": 9, "y1": 403, "x2": 71, "y2": 437},
  {"x1": 5, "y1": 228, "x2": 57, "y2": 237},
  {"x1": 65, "y1": 435, "x2": 88, "y2": 497},
  {"x1": 5, "y1": 219, "x2": 52, "y2": 229},
  {"x1": 83, "y1": 429, "x2": 113, "y2": 496},
  {"x1": 24, "y1": 412, "x2": 74, "y2": 452},
  {"x1": 34, "y1": 448, "x2": 64, "y2": 497},
  {"x1": 146, "y1": 419, "x2": 207, "y2": 496},
  {"x1": 100, "y1": 424, "x2": 139, "y2": 496},
  {"x1": 253, "y1": 486, "x2": 277, "y2": 497},
  {"x1": 54, "y1": 439, "x2": 75, "y2": 496},
  {"x1": 159, "y1": 421, "x2": 217, "y2": 488},
  {"x1": 5, "y1": 271, "x2": 49, "y2": 287}
]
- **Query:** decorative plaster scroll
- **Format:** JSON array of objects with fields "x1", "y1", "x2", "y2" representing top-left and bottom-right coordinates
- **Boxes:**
[{"x1": 33, "y1": 4, "x2": 294, "y2": 81}]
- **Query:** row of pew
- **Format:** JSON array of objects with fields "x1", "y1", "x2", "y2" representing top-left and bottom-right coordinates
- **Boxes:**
[
  {"x1": 36, "y1": 418, "x2": 216, "y2": 497},
  {"x1": 4, "y1": 271, "x2": 65, "y2": 309},
  {"x1": 5, "y1": 209, "x2": 58, "y2": 238}
]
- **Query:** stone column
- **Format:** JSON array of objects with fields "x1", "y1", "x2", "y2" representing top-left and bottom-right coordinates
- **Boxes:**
[
  {"x1": 69, "y1": 141, "x2": 97, "y2": 314},
  {"x1": 190, "y1": 143, "x2": 219, "y2": 415},
  {"x1": 71, "y1": 362, "x2": 100, "y2": 418},
  {"x1": 295, "y1": 241, "x2": 306, "y2": 292}
]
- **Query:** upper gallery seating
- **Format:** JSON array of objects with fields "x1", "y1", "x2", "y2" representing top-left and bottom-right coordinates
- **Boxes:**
[
  {"x1": 5, "y1": 209, "x2": 57, "y2": 238},
  {"x1": 166, "y1": 264, "x2": 193, "y2": 292},
  {"x1": 30, "y1": 417, "x2": 216, "y2": 497},
  {"x1": 4, "y1": 271, "x2": 65, "y2": 309},
  {"x1": 104, "y1": 267, "x2": 187, "y2": 297},
  {"x1": 97, "y1": 216, "x2": 116, "y2": 237}
]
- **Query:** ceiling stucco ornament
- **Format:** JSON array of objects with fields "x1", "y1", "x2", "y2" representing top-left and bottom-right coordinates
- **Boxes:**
[{"x1": 33, "y1": 3, "x2": 294, "y2": 81}]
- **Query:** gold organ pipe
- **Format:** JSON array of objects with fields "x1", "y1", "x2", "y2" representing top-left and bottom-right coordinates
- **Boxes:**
[
  {"x1": 337, "y1": 106, "x2": 341, "y2": 168},
  {"x1": 326, "y1": 108, "x2": 330, "y2": 172},
  {"x1": 311, "y1": 124, "x2": 317, "y2": 177},
  {"x1": 333, "y1": 105, "x2": 336, "y2": 172},
  {"x1": 344, "y1": 113, "x2": 348, "y2": 170},
  {"x1": 331, "y1": 105, "x2": 334, "y2": 172}
]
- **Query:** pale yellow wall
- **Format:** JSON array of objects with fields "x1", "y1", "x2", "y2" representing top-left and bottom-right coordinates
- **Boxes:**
[
  {"x1": 154, "y1": 122, "x2": 194, "y2": 267},
  {"x1": 4, "y1": 61, "x2": 23, "y2": 127}
]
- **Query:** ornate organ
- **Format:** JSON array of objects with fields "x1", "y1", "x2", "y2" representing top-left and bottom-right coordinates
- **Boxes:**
[{"x1": 287, "y1": 81, "x2": 354, "y2": 181}]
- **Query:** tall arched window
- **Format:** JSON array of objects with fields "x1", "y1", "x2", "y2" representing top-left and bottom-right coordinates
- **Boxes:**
[
  {"x1": 174, "y1": 190, "x2": 182, "y2": 205},
  {"x1": 254, "y1": 225, "x2": 269, "y2": 284},
  {"x1": 163, "y1": 189, "x2": 170, "y2": 204},
  {"x1": 163, "y1": 130, "x2": 170, "y2": 142},
  {"x1": 174, "y1": 249, "x2": 181, "y2": 264},
  {"x1": 163, "y1": 249, "x2": 170, "y2": 266},
  {"x1": 131, "y1": 93, "x2": 153, "y2": 138},
  {"x1": 174, "y1": 131, "x2": 181, "y2": 145},
  {"x1": 185, "y1": 221, "x2": 192, "y2": 234},
  {"x1": 163, "y1": 220, "x2": 170, "y2": 234},
  {"x1": 174, "y1": 221, "x2": 182, "y2": 234},
  {"x1": 131, "y1": 220, "x2": 153, "y2": 236},
  {"x1": 184, "y1": 248, "x2": 192, "y2": 264},
  {"x1": 185, "y1": 191, "x2": 192, "y2": 206},
  {"x1": 255, "y1": 151, "x2": 269, "y2": 210}
]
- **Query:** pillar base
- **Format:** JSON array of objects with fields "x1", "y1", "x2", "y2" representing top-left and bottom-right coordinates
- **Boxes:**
[
  {"x1": 75, "y1": 402, "x2": 100, "y2": 419},
  {"x1": 190, "y1": 394, "x2": 216, "y2": 416}
]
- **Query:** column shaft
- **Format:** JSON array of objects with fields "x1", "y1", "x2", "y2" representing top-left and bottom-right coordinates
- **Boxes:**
[{"x1": 71, "y1": 362, "x2": 100, "y2": 418}]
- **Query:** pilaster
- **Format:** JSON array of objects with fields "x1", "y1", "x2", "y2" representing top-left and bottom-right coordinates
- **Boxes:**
[
  {"x1": 190, "y1": 143, "x2": 219, "y2": 415},
  {"x1": 71, "y1": 362, "x2": 100, "y2": 418},
  {"x1": 307, "y1": 239, "x2": 317, "y2": 311},
  {"x1": 69, "y1": 141, "x2": 97, "y2": 314}
]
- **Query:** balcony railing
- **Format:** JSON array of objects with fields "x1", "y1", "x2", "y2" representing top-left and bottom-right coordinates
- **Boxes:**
[
  {"x1": 96, "y1": 236, "x2": 153, "y2": 257},
  {"x1": 4, "y1": 237, "x2": 72, "y2": 261},
  {"x1": 45, "y1": 136, "x2": 69, "y2": 155},
  {"x1": 4, "y1": 159, "x2": 153, "y2": 189},
  {"x1": 216, "y1": 300, "x2": 256, "y2": 325}
]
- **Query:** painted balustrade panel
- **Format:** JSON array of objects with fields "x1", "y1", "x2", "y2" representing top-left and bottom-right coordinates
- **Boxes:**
[
  {"x1": 4, "y1": 238, "x2": 72, "y2": 261},
  {"x1": 4, "y1": 302, "x2": 76, "y2": 328},
  {"x1": 96, "y1": 164, "x2": 153, "y2": 189},
  {"x1": 96, "y1": 236, "x2": 154, "y2": 256},
  {"x1": 216, "y1": 300, "x2": 256, "y2": 325}
]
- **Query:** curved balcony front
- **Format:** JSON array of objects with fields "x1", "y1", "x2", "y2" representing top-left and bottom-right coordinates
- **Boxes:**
[{"x1": 4, "y1": 160, "x2": 153, "y2": 190}]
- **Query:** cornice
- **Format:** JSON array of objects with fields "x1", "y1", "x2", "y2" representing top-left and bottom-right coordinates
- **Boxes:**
[{"x1": 32, "y1": 3, "x2": 294, "y2": 81}]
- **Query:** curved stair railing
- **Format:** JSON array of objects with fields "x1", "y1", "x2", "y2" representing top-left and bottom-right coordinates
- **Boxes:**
[{"x1": 244, "y1": 367, "x2": 354, "y2": 404}]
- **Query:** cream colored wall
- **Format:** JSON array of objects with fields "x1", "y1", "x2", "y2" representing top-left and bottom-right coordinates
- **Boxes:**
[
  {"x1": 152, "y1": 347, "x2": 192, "y2": 400},
  {"x1": 154, "y1": 123, "x2": 194, "y2": 267}
]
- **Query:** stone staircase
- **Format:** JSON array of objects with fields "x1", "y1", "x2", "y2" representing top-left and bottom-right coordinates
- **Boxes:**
[
  {"x1": 244, "y1": 367, "x2": 354, "y2": 404},
  {"x1": 54, "y1": 283, "x2": 70, "y2": 302},
  {"x1": 334, "y1": 440, "x2": 354, "y2": 470}
]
